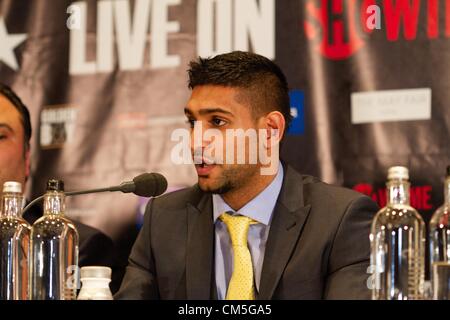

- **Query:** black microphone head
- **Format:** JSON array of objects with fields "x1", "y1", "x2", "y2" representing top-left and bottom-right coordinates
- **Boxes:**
[{"x1": 133, "y1": 173, "x2": 167, "y2": 197}]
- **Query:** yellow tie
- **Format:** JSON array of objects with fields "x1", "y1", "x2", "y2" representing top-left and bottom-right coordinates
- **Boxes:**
[{"x1": 219, "y1": 212, "x2": 257, "y2": 300}]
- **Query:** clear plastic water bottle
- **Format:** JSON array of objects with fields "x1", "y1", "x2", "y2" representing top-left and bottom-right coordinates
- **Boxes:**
[
  {"x1": 30, "y1": 179, "x2": 79, "y2": 300},
  {"x1": 370, "y1": 166, "x2": 426, "y2": 300},
  {"x1": 0, "y1": 182, "x2": 31, "y2": 300},
  {"x1": 77, "y1": 266, "x2": 113, "y2": 300},
  {"x1": 429, "y1": 166, "x2": 450, "y2": 298}
]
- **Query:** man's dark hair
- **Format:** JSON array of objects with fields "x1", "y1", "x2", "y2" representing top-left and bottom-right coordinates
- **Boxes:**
[
  {"x1": 0, "y1": 83, "x2": 32, "y2": 152},
  {"x1": 188, "y1": 51, "x2": 292, "y2": 133}
]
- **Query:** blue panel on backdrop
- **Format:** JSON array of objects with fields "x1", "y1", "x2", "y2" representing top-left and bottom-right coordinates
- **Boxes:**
[{"x1": 288, "y1": 90, "x2": 305, "y2": 135}]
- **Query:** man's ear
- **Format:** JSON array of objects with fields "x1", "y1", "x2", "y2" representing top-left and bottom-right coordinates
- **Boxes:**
[{"x1": 264, "y1": 111, "x2": 285, "y2": 149}]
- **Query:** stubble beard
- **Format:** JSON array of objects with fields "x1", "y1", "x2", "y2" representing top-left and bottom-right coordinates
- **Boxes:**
[{"x1": 197, "y1": 164, "x2": 259, "y2": 195}]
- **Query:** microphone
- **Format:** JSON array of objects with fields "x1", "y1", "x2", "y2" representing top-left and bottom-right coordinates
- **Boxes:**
[
  {"x1": 23, "y1": 173, "x2": 168, "y2": 214},
  {"x1": 65, "y1": 173, "x2": 167, "y2": 197}
]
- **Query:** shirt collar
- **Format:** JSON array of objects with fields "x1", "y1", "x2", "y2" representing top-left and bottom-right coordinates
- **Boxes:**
[{"x1": 212, "y1": 164, "x2": 284, "y2": 225}]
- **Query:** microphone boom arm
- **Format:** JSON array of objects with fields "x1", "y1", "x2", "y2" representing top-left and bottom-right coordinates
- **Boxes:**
[
  {"x1": 65, "y1": 186, "x2": 121, "y2": 196},
  {"x1": 23, "y1": 185, "x2": 131, "y2": 214},
  {"x1": 21, "y1": 172, "x2": 166, "y2": 215}
]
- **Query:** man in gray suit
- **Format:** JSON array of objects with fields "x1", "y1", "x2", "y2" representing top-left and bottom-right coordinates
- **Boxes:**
[{"x1": 115, "y1": 51, "x2": 379, "y2": 300}]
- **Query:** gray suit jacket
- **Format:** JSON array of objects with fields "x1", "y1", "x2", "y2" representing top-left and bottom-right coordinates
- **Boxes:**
[{"x1": 115, "y1": 165, "x2": 379, "y2": 300}]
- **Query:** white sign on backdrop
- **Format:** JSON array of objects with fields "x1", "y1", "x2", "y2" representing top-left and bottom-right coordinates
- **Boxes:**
[{"x1": 351, "y1": 88, "x2": 432, "y2": 124}]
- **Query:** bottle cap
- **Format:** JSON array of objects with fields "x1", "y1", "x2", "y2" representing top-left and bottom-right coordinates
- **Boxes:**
[
  {"x1": 2, "y1": 181, "x2": 22, "y2": 193},
  {"x1": 80, "y1": 266, "x2": 112, "y2": 280},
  {"x1": 387, "y1": 166, "x2": 409, "y2": 180},
  {"x1": 46, "y1": 179, "x2": 64, "y2": 192}
]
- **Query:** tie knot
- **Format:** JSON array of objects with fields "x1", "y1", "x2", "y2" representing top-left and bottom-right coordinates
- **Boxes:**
[{"x1": 219, "y1": 212, "x2": 256, "y2": 247}]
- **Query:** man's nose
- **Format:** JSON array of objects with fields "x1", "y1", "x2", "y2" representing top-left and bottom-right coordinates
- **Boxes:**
[{"x1": 190, "y1": 120, "x2": 210, "y2": 149}]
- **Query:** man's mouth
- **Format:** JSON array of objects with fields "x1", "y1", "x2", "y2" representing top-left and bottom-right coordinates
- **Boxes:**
[
  {"x1": 197, "y1": 162, "x2": 209, "y2": 168},
  {"x1": 195, "y1": 160, "x2": 216, "y2": 176}
]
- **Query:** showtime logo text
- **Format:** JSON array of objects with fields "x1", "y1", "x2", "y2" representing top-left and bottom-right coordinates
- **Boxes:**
[
  {"x1": 353, "y1": 183, "x2": 433, "y2": 210},
  {"x1": 304, "y1": 0, "x2": 450, "y2": 60}
]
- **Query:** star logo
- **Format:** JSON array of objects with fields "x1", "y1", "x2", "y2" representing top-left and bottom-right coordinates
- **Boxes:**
[{"x1": 0, "y1": 17, "x2": 27, "y2": 70}]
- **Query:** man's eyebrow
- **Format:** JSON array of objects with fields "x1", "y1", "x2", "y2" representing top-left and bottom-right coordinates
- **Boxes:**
[
  {"x1": 0, "y1": 123, "x2": 13, "y2": 132},
  {"x1": 199, "y1": 108, "x2": 233, "y2": 116},
  {"x1": 184, "y1": 107, "x2": 234, "y2": 116}
]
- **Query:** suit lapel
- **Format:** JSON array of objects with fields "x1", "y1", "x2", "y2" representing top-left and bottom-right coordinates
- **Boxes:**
[
  {"x1": 186, "y1": 193, "x2": 214, "y2": 299},
  {"x1": 258, "y1": 166, "x2": 311, "y2": 299}
]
